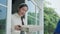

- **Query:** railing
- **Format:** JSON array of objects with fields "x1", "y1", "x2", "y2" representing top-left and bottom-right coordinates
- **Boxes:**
[{"x1": 21, "y1": 25, "x2": 42, "y2": 34}]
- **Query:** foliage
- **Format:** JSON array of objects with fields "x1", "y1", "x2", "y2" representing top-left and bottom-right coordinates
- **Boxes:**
[
  {"x1": 27, "y1": 7, "x2": 60, "y2": 34},
  {"x1": 44, "y1": 7, "x2": 60, "y2": 34}
]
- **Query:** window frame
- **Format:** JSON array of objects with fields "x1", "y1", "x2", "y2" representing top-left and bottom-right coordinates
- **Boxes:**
[
  {"x1": 6, "y1": 0, "x2": 12, "y2": 34},
  {"x1": 25, "y1": 0, "x2": 44, "y2": 34}
]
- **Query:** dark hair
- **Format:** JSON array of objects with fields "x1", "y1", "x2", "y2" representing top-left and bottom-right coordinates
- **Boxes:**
[
  {"x1": 17, "y1": 3, "x2": 28, "y2": 13},
  {"x1": 17, "y1": 3, "x2": 28, "y2": 18},
  {"x1": 18, "y1": 3, "x2": 28, "y2": 9}
]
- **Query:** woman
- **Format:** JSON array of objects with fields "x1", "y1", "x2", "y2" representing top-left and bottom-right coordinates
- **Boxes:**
[{"x1": 11, "y1": 3, "x2": 28, "y2": 34}]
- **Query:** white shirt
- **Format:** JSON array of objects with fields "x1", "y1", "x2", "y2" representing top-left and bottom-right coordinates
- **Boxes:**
[{"x1": 11, "y1": 13, "x2": 25, "y2": 34}]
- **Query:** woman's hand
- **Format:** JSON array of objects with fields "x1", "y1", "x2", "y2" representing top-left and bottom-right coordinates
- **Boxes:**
[{"x1": 14, "y1": 25, "x2": 21, "y2": 31}]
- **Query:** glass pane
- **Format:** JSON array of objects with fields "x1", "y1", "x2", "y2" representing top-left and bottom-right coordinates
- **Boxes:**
[
  {"x1": 36, "y1": 7, "x2": 40, "y2": 25},
  {"x1": 30, "y1": 32, "x2": 36, "y2": 34},
  {"x1": 37, "y1": 31, "x2": 40, "y2": 34},
  {"x1": 28, "y1": 15, "x2": 36, "y2": 25},
  {"x1": 35, "y1": 6, "x2": 40, "y2": 34},
  {"x1": 27, "y1": 1, "x2": 36, "y2": 25},
  {"x1": 0, "y1": 5, "x2": 7, "y2": 34},
  {"x1": 0, "y1": 0, "x2": 7, "y2": 6},
  {"x1": 26, "y1": 0, "x2": 40, "y2": 34}
]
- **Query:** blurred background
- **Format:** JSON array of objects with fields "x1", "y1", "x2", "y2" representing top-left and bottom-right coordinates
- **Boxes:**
[
  {"x1": 44, "y1": 0, "x2": 60, "y2": 34},
  {"x1": 0, "y1": 0, "x2": 7, "y2": 34},
  {"x1": 0, "y1": 0, "x2": 60, "y2": 34},
  {"x1": 0, "y1": 0, "x2": 43, "y2": 34}
]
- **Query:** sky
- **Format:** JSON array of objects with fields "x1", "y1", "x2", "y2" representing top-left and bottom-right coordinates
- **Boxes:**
[{"x1": 45, "y1": 0, "x2": 60, "y2": 17}]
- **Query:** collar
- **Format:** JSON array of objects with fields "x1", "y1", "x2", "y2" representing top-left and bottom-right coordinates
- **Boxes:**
[{"x1": 14, "y1": 13, "x2": 21, "y2": 18}]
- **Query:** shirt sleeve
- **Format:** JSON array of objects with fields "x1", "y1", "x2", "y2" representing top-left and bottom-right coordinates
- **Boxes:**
[
  {"x1": 11, "y1": 15, "x2": 21, "y2": 34},
  {"x1": 54, "y1": 20, "x2": 60, "y2": 34}
]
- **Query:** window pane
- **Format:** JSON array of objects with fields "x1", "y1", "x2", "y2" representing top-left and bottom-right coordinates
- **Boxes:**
[
  {"x1": 0, "y1": 0, "x2": 7, "y2": 6},
  {"x1": 36, "y1": 7, "x2": 40, "y2": 25},
  {"x1": 27, "y1": 1, "x2": 36, "y2": 25},
  {"x1": 28, "y1": 15, "x2": 36, "y2": 25},
  {"x1": 27, "y1": 1, "x2": 36, "y2": 17},
  {"x1": 0, "y1": 5, "x2": 7, "y2": 34},
  {"x1": 30, "y1": 32, "x2": 36, "y2": 34},
  {"x1": 26, "y1": 0, "x2": 40, "y2": 34}
]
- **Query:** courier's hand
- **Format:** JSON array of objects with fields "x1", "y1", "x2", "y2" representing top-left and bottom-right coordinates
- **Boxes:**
[{"x1": 14, "y1": 25, "x2": 21, "y2": 31}]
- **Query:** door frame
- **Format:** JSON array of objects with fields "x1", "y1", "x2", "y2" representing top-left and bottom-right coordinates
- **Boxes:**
[{"x1": 6, "y1": 0, "x2": 12, "y2": 34}]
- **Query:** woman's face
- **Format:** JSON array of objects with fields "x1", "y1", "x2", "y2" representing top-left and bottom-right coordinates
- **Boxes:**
[{"x1": 18, "y1": 6, "x2": 28, "y2": 16}]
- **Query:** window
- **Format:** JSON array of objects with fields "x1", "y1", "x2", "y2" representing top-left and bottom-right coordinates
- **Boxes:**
[
  {"x1": 0, "y1": 0, "x2": 7, "y2": 6},
  {"x1": 26, "y1": 1, "x2": 40, "y2": 25},
  {"x1": 26, "y1": 0, "x2": 41, "y2": 34},
  {"x1": 0, "y1": 0, "x2": 7, "y2": 34},
  {"x1": 27, "y1": 1, "x2": 36, "y2": 25}
]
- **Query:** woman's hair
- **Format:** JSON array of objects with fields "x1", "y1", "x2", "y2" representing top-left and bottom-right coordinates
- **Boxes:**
[
  {"x1": 17, "y1": 3, "x2": 28, "y2": 18},
  {"x1": 18, "y1": 3, "x2": 28, "y2": 9},
  {"x1": 17, "y1": 3, "x2": 28, "y2": 13}
]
